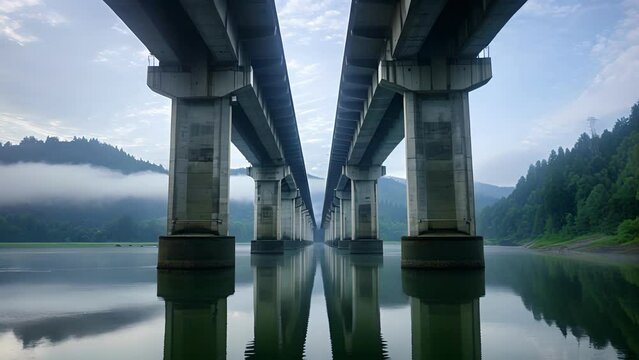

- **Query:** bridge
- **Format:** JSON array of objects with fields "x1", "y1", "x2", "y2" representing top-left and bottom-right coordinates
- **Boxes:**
[
  {"x1": 104, "y1": 0, "x2": 527, "y2": 269},
  {"x1": 104, "y1": 0, "x2": 317, "y2": 267},
  {"x1": 321, "y1": 0, "x2": 526, "y2": 267}
]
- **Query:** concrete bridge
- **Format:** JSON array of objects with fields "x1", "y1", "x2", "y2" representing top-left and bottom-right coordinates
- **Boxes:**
[
  {"x1": 104, "y1": 0, "x2": 317, "y2": 267},
  {"x1": 321, "y1": 0, "x2": 526, "y2": 268},
  {"x1": 104, "y1": 0, "x2": 526, "y2": 269}
]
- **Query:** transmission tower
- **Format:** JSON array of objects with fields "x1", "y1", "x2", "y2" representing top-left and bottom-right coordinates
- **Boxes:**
[{"x1": 587, "y1": 117, "x2": 598, "y2": 138}]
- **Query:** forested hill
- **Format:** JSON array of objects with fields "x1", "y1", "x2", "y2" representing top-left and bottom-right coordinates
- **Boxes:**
[
  {"x1": 0, "y1": 136, "x2": 167, "y2": 174},
  {"x1": 478, "y1": 102, "x2": 639, "y2": 246}
]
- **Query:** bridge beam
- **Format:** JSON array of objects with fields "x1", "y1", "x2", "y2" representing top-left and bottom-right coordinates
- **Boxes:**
[
  {"x1": 344, "y1": 165, "x2": 385, "y2": 254},
  {"x1": 249, "y1": 166, "x2": 290, "y2": 254}
]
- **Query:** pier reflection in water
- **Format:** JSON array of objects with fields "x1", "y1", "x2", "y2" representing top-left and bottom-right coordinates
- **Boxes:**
[{"x1": 0, "y1": 244, "x2": 637, "y2": 359}]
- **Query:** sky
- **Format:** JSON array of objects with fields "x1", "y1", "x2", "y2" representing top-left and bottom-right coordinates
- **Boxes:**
[{"x1": 0, "y1": 0, "x2": 637, "y2": 189}]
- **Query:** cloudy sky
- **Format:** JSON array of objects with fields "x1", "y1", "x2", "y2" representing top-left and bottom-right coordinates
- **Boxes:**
[{"x1": 0, "y1": 0, "x2": 637, "y2": 187}]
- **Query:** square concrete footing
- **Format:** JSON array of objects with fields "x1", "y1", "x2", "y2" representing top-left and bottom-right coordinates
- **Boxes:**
[
  {"x1": 350, "y1": 239, "x2": 383, "y2": 254},
  {"x1": 337, "y1": 239, "x2": 350, "y2": 250},
  {"x1": 158, "y1": 235, "x2": 235, "y2": 269},
  {"x1": 251, "y1": 240, "x2": 284, "y2": 254},
  {"x1": 283, "y1": 240, "x2": 303, "y2": 250},
  {"x1": 401, "y1": 235, "x2": 485, "y2": 269}
]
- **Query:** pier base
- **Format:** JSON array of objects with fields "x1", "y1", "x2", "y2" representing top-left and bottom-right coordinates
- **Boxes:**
[
  {"x1": 251, "y1": 240, "x2": 284, "y2": 254},
  {"x1": 350, "y1": 239, "x2": 383, "y2": 254},
  {"x1": 401, "y1": 235, "x2": 484, "y2": 269},
  {"x1": 158, "y1": 235, "x2": 235, "y2": 269}
]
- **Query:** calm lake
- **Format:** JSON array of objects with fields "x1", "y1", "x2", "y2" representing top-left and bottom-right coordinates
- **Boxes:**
[{"x1": 0, "y1": 243, "x2": 637, "y2": 359}]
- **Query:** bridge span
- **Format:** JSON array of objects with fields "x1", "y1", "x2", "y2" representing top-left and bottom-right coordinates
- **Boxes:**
[
  {"x1": 321, "y1": 0, "x2": 527, "y2": 268},
  {"x1": 104, "y1": 0, "x2": 317, "y2": 267}
]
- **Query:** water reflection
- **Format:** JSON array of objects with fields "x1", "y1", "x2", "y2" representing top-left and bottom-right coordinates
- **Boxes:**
[
  {"x1": 246, "y1": 248, "x2": 316, "y2": 359},
  {"x1": 0, "y1": 246, "x2": 638, "y2": 359},
  {"x1": 485, "y1": 249, "x2": 639, "y2": 358},
  {"x1": 402, "y1": 270, "x2": 484, "y2": 359},
  {"x1": 321, "y1": 247, "x2": 388, "y2": 359},
  {"x1": 157, "y1": 269, "x2": 234, "y2": 360}
]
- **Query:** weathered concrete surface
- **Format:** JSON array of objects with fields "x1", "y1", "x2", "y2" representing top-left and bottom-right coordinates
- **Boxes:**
[
  {"x1": 158, "y1": 235, "x2": 235, "y2": 269},
  {"x1": 401, "y1": 235, "x2": 484, "y2": 269},
  {"x1": 251, "y1": 240, "x2": 285, "y2": 254}
]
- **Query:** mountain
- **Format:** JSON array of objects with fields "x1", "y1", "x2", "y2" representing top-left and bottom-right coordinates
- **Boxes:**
[
  {"x1": 478, "y1": 101, "x2": 639, "y2": 247},
  {"x1": 0, "y1": 137, "x2": 167, "y2": 174},
  {"x1": 376, "y1": 176, "x2": 514, "y2": 241},
  {"x1": 0, "y1": 135, "x2": 513, "y2": 243}
]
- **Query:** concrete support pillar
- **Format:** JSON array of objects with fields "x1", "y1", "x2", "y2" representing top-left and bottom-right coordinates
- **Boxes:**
[
  {"x1": 156, "y1": 92, "x2": 234, "y2": 268},
  {"x1": 401, "y1": 91, "x2": 483, "y2": 268},
  {"x1": 281, "y1": 189, "x2": 299, "y2": 249},
  {"x1": 344, "y1": 165, "x2": 385, "y2": 254},
  {"x1": 335, "y1": 190, "x2": 352, "y2": 250},
  {"x1": 249, "y1": 166, "x2": 289, "y2": 254},
  {"x1": 402, "y1": 270, "x2": 484, "y2": 360},
  {"x1": 333, "y1": 205, "x2": 341, "y2": 243},
  {"x1": 295, "y1": 198, "x2": 303, "y2": 241}
]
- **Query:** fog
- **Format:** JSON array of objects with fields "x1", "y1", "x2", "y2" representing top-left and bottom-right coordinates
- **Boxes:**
[{"x1": 0, "y1": 163, "x2": 325, "y2": 215}]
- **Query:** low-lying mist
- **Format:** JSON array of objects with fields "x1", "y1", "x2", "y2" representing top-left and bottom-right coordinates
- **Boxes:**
[{"x1": 0, "y1": 163, "x2": 326, "y2": 212}]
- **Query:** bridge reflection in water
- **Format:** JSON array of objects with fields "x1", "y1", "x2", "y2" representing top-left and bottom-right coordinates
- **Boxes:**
[{"x1": 157, "y1": 245, "x2": 485, "y2": 359}]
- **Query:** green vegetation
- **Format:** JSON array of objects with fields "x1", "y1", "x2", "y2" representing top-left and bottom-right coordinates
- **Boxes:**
[
  {"x1": 0, "y1": 136, "x2": 167, "y2": 174},
  {"x1": 479, "y1": 101, "x2": 639, "y2": 248}
]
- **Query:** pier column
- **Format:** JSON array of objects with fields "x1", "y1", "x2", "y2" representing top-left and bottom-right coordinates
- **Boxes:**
[
  {"x1": 295, "y1": 198, "x2": 303, "y2": 241},
  {"x1": 150, "y1": 64, "x2": 250, "y2": 269},
  {"x1": 381, "y1": 59, "x2": 491, "y2": 268},
  {"x1": 281, "y1": 189, "x2": 299, "y2": 249},
  {"x1": 249, "y1": 166, "x2": 289, "y2": 254},
  {"x1": 402, "y1": 91, "x2": 483, "y2": 268},
  {"x1": 333, "y1": 203, "x2": 341, "y2": 244},
  {"x1": 336, "y1": 189, "x2": 352, "y2": 250},
  {"x1": 344, "y1": 165, "x2": 385, "y2": 254}
]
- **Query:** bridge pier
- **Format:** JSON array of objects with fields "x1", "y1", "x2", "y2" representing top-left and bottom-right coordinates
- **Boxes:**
[
  {"x1": 281, "y1": 189, "x2": 300, "y2": 249},
  {"x1": 344, "y1": 165, "x2": 385, "y2": 254},
  {"x1": 400, "y1": 73, "x2": 486, "y2": 268},
  {"x1": 156, "y1": 94, "x2": 235, "y2": 269},
  {"x1": 336, "y1": 190, "x2": 352, "y2": 250},
  {"x1": 249, "y1": 166, "x2": 289, "y2": 254}
]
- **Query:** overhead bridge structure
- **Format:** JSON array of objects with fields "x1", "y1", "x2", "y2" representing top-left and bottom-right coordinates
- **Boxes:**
[
  {"x1": 104, "y1": 0, "x2": 316, "y2": 268},
  {"x1": 321, "y1": 0, "x2": 526, "y2": 267}
]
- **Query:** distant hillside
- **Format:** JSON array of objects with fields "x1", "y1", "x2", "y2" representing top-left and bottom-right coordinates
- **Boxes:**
[
  {"x1": 0, "y1": 136, "x2": 167, "y2": 174},
  {"x1": 478, "y1": 101, "x2": 639, "y2": 247},
  {"x1": 376, "y1": 176, "x2": 514, "y2": 241}
]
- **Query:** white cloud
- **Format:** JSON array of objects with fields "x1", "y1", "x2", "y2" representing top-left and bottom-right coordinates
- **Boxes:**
[
  {"x1": 93, "y1": 46, "x2": 148, "y2": 66},
  {"x1": 0, "y1": 112, "x2": 77, "y2": 143},
  {"x1": 522, "y1": 0, "x2": 639, "y2": 148},
  {"x1": 0, "y1": 0, "x2": 65, "y2": 45},
  {"x1": 522, "y1": 0, "x2": 582, "y2": 17},
  {"x1": 276, "y1": 0, "x2": 347, "y2": 44},
  {"x1": 0, "y1": 0, "x2": 39, "y2": 13}
]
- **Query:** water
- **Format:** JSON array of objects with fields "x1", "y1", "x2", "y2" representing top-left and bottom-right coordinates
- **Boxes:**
[{"x1": 0, "y1": 244, "x2": 637, "y2": 359}]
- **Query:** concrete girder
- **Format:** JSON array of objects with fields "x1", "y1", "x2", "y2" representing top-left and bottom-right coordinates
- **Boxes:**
[
  {"x1": 178, "y1": 0, "x2": 239, "y2": 64},
  {"x1": 390, "y1": 0, "x2": 447, "y2": 59}
]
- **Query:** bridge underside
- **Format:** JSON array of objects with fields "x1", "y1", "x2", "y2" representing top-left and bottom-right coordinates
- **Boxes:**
[
  {"x1": 105, "y1": 0, "x2": 316, "y2": 268},
  {"x1": 322, "y1": 0, "x2": 526, "y2": 268}
]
